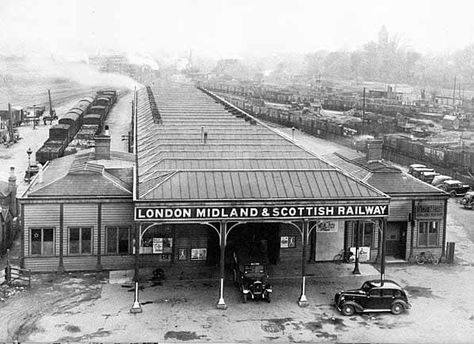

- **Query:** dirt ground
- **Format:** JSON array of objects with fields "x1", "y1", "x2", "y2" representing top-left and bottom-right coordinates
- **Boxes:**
[
  {"x1": 0, "y1": 124, "x2": 473, "y2": 342},
  {"x1": 0, "y1": 231, "x2": 473, "y2": 344}
]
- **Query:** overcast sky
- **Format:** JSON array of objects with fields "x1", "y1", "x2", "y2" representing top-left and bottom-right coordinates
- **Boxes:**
[{"x1": 1, "y1": 0, "x2": 474, "y2": 59}]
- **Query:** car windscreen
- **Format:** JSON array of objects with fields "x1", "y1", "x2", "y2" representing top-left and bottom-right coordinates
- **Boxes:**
[
  {"x1": 244, "y1": 265, "x2": 265, "y2": 274},
  {"x1": 361, "y1": 281, "x2": 374, "y2": 291}
]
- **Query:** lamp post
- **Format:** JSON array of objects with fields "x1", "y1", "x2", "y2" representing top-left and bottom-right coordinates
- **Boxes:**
[
  {"x1": 32, "y1": 106, "x2": 36, "y2": 130},
  {"x1": 26, "y1": 147, "x2": 32, "y2": 183}
]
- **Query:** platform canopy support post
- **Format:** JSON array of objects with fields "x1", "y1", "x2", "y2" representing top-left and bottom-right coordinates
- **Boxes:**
[
  {"x1": 298, "y1": 220, "x2": 309, "y2": 307},
  {"x1": 217, "y1": 221, "x2": 228, "y2": 309},
  {"x1": 130, "y1": 223, "x2": 142, "y2": 313},
  {"x1": 130, "y1": 281, "x2": 142, "y2": 313}
]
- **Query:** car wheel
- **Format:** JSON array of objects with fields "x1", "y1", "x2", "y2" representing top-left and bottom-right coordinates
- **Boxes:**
[
  {"x1": 391, "y1": 302, "x2": 404, "y2": 315},
  {"x1": 461, "y1": 198, "x2": 467, "y2": 205},
  {"x1": 341, "y1": 303, "x2": 355, "y2": 316},
  {"x1": 243, "y1": 293, "x2": 248, "y2": 303},
  {"x1": 450, "y1": 191, "x2": 457, "y2": 198}
]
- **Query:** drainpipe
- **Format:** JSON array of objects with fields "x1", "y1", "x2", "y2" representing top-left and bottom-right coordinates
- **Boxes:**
[
  {"x1": 380, "y1": 218, "x2": 387, "y2": 284},
  {"x1": 442, "y1": 198, "x2": 448, "y2": 260},
  {"x1": 409, "y1": 200, "x2": 416, "y2": 260}
]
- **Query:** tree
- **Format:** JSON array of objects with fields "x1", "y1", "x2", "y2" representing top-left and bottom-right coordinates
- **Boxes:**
[{"x1": 454, "y1": 44, "x2": 474, "y2": 84}]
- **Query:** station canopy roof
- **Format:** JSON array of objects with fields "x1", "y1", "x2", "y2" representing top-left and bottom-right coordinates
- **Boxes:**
[
  {"x1": 323, "y1": 151, "x2": 449, "y2": 197},
  {"x1": 135, "y1": 82, "x2": 389, "y2": 203},
  {"x1": 23, "y1": 150, "x2": 134, "y2": 198}
]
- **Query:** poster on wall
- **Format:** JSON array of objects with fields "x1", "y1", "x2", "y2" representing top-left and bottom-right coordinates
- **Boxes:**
[
  {"x1": 280, "y1": 236, "x2": 296, "y2": 248},
  {"x1": 350, "y1": 247, "x2": 371, "y2": 262},
  {"x1": 153, "y1": 238, "x2": 163, "y2": 254},
  {"x1": 316, "y1": 221, "x2": 336, "y2": 232},
  {"x1": 178, "y1": 248, "x2": 187, "y2": 260},
  {"x1": 191, "y1": 248, "x2": 207, "y2": 260},
  {"x1": 152, "y1": 237, "x2": 173, "y2": 254}
]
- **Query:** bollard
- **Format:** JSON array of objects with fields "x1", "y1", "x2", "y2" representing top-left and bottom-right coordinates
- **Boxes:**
[{"x1": 130, "y1": 281, "x2": 142, "y2": 313}]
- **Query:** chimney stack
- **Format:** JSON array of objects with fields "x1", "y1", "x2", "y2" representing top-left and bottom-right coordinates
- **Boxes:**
[
  {"x1": 366, "y1": 139, "x2": 383, "y2": 162},
  {"x1": 8, "y1": 167, "x2": 17, "y2": 217},
  {"x1": 95, "y1": 125, "x2": 111, "y2": 160}
]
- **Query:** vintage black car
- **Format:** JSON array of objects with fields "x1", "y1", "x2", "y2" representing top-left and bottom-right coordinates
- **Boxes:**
[
  {"x1": 461, "y1": 191, "x2": 474, "y2": 209},
  {"x1": 408, "y1": 163, "x2": 427, "y2": 176},
  {"x1": 335, "y1": 279, "x2": 411, "y2": 316},
  {"x1": 24, "y1": 164, "x2": 40, "y2": 182},
  {"x1": 437, "y1": 179, "x2": 471, "y2": 197},
  {"x1": 232, "y1": 245, "x2": 272, "y2": 303}
]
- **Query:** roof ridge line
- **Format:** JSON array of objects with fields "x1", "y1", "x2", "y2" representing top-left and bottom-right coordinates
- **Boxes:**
[
  {"x1": 102, "y1": 170, "x2": 132, "y2": 194},
  {"x1": 141, "y1": 171, "x2": 178, "y2": 198},
  {"x1": 144, "y1": 168, "x2": 338, "y2": 173}
]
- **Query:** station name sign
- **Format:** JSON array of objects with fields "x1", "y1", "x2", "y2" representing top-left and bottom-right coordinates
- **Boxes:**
[{"x1": 135, "y1": 205, "x2": 388, "y2": 221}]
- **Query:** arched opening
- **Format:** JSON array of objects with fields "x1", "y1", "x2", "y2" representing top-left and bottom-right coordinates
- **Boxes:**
[{"x1": 225, "y1": 222, "x2": 281, "y2": 267}]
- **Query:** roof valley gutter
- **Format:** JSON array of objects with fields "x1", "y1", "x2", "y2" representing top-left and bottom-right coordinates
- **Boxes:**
[
  {"x1": 20, "y1": 160, "x2": 51, "y2": 198},
  {"x1": 133, "y1": 86, "x2": 139, "y2": 202}
]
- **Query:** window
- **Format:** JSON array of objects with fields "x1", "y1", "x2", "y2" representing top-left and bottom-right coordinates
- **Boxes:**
[
  {"x1": 418, "y1": 221, "x2": 439, "y2": 247},
  {"x1": 190, "y1": 248, "x2": 207, "y2": 261},
  {"x1": 106, "y1": 226, "x2": 131, "y2": 254},
  {"x1": 351, "y1": 222, "x2": 374, "y2": 247},
  {"x1": 30, "y1": 228, "x2": 54, "y2": 256},
  {"x1": 69, "y1": 227, "x2": 92, "y2": 255},
  {"x1": 369, "y1": 289, "x2": 382, "y2": 297}
]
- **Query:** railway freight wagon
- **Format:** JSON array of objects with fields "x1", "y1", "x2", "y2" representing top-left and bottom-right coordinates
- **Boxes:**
[
  {"x1": 58, "y1": 112, "x2": 82, "y2": 136},
  {"x1": 35, "y1": 90, "x2": 116, "y2": 165},
  {"x1": 36, "y1": 139, "x2": 68, "y2": 164},
  {"x1": 96, "y1": 90, "x2": 117, "y2": 104},
  {"x1": 70, "y1": 97, "x2": 94, "y2": 115},
  {"x1": 48, "y1": 123, "x2": 75, "y2": 143}
]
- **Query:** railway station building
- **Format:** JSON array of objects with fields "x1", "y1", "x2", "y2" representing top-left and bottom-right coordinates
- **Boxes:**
[
  {"x1": 18, "y1": 81, "x2": 448, "y2": 307},
  {"x1": 324, "y1": 145, "x2": 449, "y2": 262}
]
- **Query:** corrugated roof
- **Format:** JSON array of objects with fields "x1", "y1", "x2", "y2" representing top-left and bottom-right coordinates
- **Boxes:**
[
  {"x1": 25, "y1": 149, "x2": 134, "y2": 198},
  {"x1": 136, "y1": 83, "x2": 389, "y2": 203},
  {"x1": 322, "y1": 153, "x2": 370, "y2": 180},
  {"x1": 140, "y1": 169, "x2": 384, "y2": 201},
  {"x1": 324, "y1": 151, "x2": 447, "y2": 196},
  {"x1": 28, "y1": 173, "x2": 132, "y2": 197}
]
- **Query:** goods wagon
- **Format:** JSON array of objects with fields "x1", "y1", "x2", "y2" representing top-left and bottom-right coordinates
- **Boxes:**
[
  {"x1": 83, "y1": 114, "x2": 103, "y2": 127},
  {"x1": 36, "y1": 139, "x2": 68, "y2": 164},
  {"x1": 58, "y1": 112, "x2": 82, "y2": 135},
  {"x1": 49, "y1": 124, "x2": 73, "y2": 143},
  {"x1": 96, "y1": 90, "x2": 117, "y2": 104},
  {"x1": 70, "y1": 97, "x2": 94, "y2": 114}
]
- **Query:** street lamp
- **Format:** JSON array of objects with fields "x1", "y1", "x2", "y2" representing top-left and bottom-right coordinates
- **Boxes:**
[
  {"x1": 32, "y1": 106, "x2": 36, "y2": 130},
  {"x1": 26, "y1": 147, "x2": 32, "y2": 183}
]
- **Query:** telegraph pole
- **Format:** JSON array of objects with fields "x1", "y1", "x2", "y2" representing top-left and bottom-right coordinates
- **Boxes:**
[
  {"x1": 453, "y1": 76, "x2": 457, "y2": 106},
  {"x1": 7, "y1": 103, "x2": 14, "y2": 143},
  {"x1": 48, "y1": 89, "x2": 54, "y2": 118}
]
